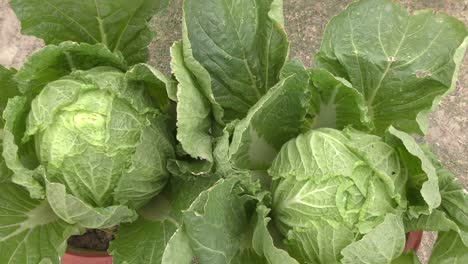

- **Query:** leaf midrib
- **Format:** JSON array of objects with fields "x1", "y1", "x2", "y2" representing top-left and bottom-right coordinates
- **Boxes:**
[{"x1": 43, "y1": 0, "x2": 99, "y2": 44}]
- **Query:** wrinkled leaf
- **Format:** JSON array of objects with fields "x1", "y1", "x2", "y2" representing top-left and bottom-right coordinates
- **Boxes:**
[
  {"x1": 161, "y1": 228, "x2": 194, "y2": 264},
  {"x1": 316, "y1": 0, "x2": 468, "y2": 135},
  {"x1": 229, "y1": 62, "x2": 312, "y2": 170},
  {"x1": 0, "y1": 66, "x2": 19, "y2": 127},
  {"x1": 45, "y1": 180, "x2": 137, "y2": 228},
  {"x1": 14, "y1": 42, "x2": 126, "y2": 95},
  {"x1": 110, "y1": 176, "x2": 217, "y2": 264},
  {"x1": 341, "y1": 214, "x2": 406, "y2": 264},
  {"x1": 0, "y1": 183, "x2": 80, "y2": 264},
  {"x1": 183, "y1": 0, "x2": 289, "y2": 122},
  {"x1": 285, "y1": 220, "x2": 355, "y2": 264},
  {"x1": 309, "y1": 68, "x2": 371, "y2": 130},
  {"x1": 10, "y1": 0, "x2": 169, "y2": 64},
  {"x1": 125, "y1": 63, "x2": 175, "y2": 112},
  {"x1": 171, "y1": 41, "x2": 214, "y2": 163},
  {"x1": 429, "y1": 231, "x2": 468, "y2": 264},
  {"x1": 252, "y1": 206, "x2": 299, "y2": 264},
  {"x1": 2, "y1": 96, "x2": 45, "y2": 198},
  {"x1": 385, "y1": 127, "x2": 441, "y2": 215},
  {"x1": 178, "y1": 176, "x2": 294, "y2": 264},
  {"x1": 182, "y1": 177, "x2": 254, "y2": 263}
]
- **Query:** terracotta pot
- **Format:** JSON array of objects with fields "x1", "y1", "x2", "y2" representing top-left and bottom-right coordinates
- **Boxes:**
[
  {"x1": 404, "y1": 231, "x2": 424, "y2": 252},
  {"x1": 61, "y1": 248, "x2": 112, "y2": 264}
]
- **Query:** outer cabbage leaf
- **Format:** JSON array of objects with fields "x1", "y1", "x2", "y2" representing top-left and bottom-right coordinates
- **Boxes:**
[
  {"x1": 125, "y1": 63, "x2": 175, "y2": 112},
  {"x1": 45, "y1": 180, "x2": 137, "y2": 228},
  {"x1": 0, "y1": 182, "x2": 80, "y2": 264},
  {"x1": 429, "y1": 149, "x2": 468, "y2": 240},
  {"x1": 0, "y1": 66, "x2": 19, "y2": 182},
  {"x1": 181, "y1": 177, "x2": 257, "y2": 263},
  {"x1": 183, "y1": 0, "x2": 289, "y2": 122},
  {"x1": 0, "y1": 131, "x2": 10, "y2": 183},
  {"x1": 109, "y1": 176, "x2": 217, "y2": 264},
  {"x1": 429, "y1": 231, "x2": 468, "y2": 264},
  {"x1": 385, "y1": 127, "x2": 440, "y2": 215},
  {"x1": 252, "y1": 205, "x2": 300, "y2": 264},
  {"x1": 171, "y1": 41, "x2": 215, "y2": 164},
  {"x1": 14, "y1": 42, "x2": 126, "y2": 95},
  {"x1": 9, "y1": 0, "x2": 169, "y2": 64},
  {"x1": 229, "y1": 61, "x2": 313, "y2": 170},
  {"x1": 404, "y1": 210, "x2": 460, "y2": 234},
  {"x1": 408, "y1": 147, "x2": 468, "y2": 244},
  {"x1": 309, "y1": 68, "x2": 371, "y2": 131},
  {"x1": 341, "y1": 214, "x2": 406, "y2": 264},
  {"x1": 285, "y1": 220, "x2": 355, "y2": 264},
  {"x1": 2, "y1": 96, "x2": 45, "y2": 198},
  {"x1": 0, "y1": 66, "x2": 19, "y2": 127},
  {"x1": 316, "y1": 0, "x2": 468, "y2": 135},
  {"x1": 213, "y1": 122, "x2": 238, "y2": 177},
  {"x1": 161, "y1": 228, "x2": 194, "y2": 264},
  {"x1": 163, "y1": 176, "x2": 298, "y2": 264}
]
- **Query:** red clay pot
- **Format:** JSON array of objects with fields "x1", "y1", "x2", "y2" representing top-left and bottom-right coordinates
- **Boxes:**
[
  {"x1": 61, "y1": 248, "x2": 112, "y2": 264},
  {"x1": 60, "y1": 231, "x2": 423, "y2": 263}
]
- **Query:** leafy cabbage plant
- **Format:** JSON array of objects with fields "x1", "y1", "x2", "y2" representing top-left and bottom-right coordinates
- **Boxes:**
[
  {"x1": 0, "y1": 0, "x2": 178, "y2": 262},
  {"x1": 143, "y1": 0, "x2": 466, "y2": 264},
  {"x1": 1, "y1": 0, "x2": 467, "y2": 263}
]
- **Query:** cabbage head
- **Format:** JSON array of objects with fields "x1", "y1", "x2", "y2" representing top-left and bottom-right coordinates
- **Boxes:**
[
  {"x1": 2, "y1": 42, "x2": 175, "y2": 228},
  {"x1": 269, "y1": 128, "x2": 407, "y2": 263}
]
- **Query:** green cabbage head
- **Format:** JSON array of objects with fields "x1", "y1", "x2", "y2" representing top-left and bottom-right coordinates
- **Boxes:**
[
  {"x1": 2, "y1": 42, "x2": 175, "y2": 228},
  {"x1": 269, "y1": 128, "x2": 407, "y2": 263}
]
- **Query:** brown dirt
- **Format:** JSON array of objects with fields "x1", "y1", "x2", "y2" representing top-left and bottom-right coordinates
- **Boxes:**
[{"x1": 67, "y1": 227, "x2": 117, "y2": 251}]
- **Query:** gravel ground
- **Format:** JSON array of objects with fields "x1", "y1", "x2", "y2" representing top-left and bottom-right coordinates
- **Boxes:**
[{"x1": 1, "y1": 0, "x2": 466, "y2": 263}]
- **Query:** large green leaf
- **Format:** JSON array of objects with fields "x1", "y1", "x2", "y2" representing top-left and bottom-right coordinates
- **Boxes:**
[
  {"x1": 309, "y1": 68, "x2": 371, "y2": 131},
  {"x1": 229, "y1": 61, "x2": 312, "y2": 170},
  {"x1": 109, "y1": 176, "x2": 217, "y2": 264},
  {"x1": 285, "y1": 220, "x2": 355, "y2": 264},
  {"x1": 341, "y1": 214, "x2": 406, "y2": 264},
  {"x1": 433, "y1": 154, "x2": 468, "y2": 238},
  {"x1": 385, "y1": 127, "x2": 440, "y2": 215},
  {"x1": 420, "y1": 148, "x2": 468, "y2": 244},
  {"x1": 171, "y1": 41, "x2": 215, "y2": 163},
  {"x1": 9, "y1": 0, "x2": 169, "y2": 64},
  {"x1": 429, "y1": 231, "x2": 468, "y2": 264},
  {"x1": 14, "y1": 42, "x2": 126, "y2": 95},
  {"x1": 0, "y1": 66, "x2": 19, "y2": 182},
  {"x1": 183, "y1": 0, "x2": 289, "y2": 122},
  {"x1": 181, "y1": 177, "x2": 256, "y2": 263},
  {"x1": 2, "y1": 95, "x2": 45, "y2": 199},
  {"x1": 125, "y1": 63, "x2": 175, "y2": 112},
  {"x1": 316, "y1": 0, "x2": 468, "y2": 135},
  {"x1": 0, "y1": 183, "x2": 80, "y2": 264},
  {"x1": 0, "y1": 131, "x2": 10, "y2": 183},
  {"x1": 0, "y1": 66, "x2": 19, "y2": 127},
  {"x1": 252, "y1": 206, "x2": 299, "y2": 264},
  {"x1": 45, "y1": 180, "x2": 137, "y2": 229},
  {"x1": 165, "y1": 175, "x2": 297, "y2": 264}
]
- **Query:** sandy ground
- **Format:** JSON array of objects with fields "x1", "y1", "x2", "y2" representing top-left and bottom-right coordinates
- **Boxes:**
[{"x1": 1, "y1": 0, "x2": 467, "y2": 263}]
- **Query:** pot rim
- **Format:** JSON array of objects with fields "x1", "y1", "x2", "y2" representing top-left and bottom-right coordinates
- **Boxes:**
[{"x1": 64, "y1": 247, "x2": 112, "y2": 258}]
